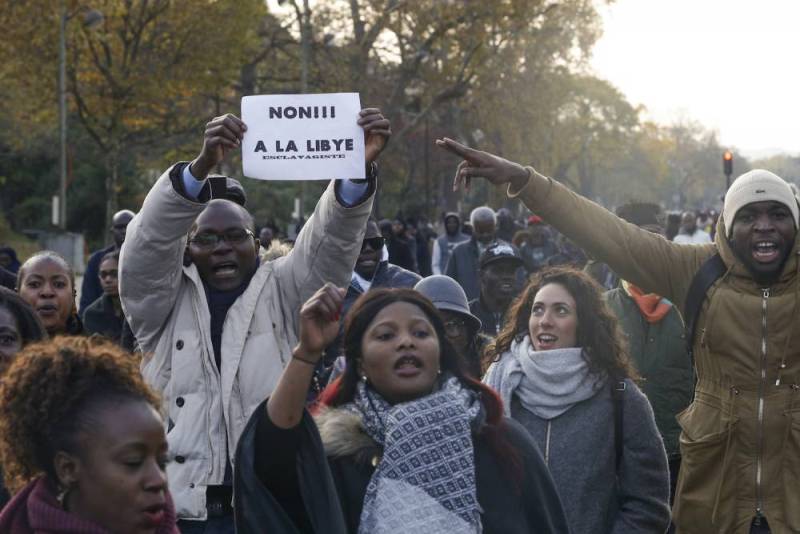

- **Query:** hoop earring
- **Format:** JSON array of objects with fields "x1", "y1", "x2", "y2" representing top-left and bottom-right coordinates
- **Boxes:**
[{"x1": 56, "y1": 483, "x2": 72, "y2": 510}]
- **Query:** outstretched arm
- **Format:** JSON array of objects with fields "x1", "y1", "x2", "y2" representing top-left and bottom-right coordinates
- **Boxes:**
[{"x1": 435, "y1": 138, "x2": 715, "y2": 308}]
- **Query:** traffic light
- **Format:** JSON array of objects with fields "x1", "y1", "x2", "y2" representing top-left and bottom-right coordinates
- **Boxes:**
[{"x1": 723, "y1": 151, "x2": 733, "y2": 177}]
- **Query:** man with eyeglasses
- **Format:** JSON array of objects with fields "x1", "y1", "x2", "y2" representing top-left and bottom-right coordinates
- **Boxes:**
[
  {"x1": 119, "y1": 109, "x2": 390, "y2": 531},
  {"x1": 323, "y1": 219, "x2": 420, "y2": 373}
]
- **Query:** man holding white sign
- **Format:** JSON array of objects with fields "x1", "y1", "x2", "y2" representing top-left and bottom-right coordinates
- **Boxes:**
[{"x1": 119, "y1": 103, "x2": 390, "y2": 532}]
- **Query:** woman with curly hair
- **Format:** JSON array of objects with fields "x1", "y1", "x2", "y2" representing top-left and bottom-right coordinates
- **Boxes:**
[
  {"x1": 0, "y1": 337, "x2": 178, "y2": 534},
  {"x1": 482, "y1": 266, "x2": 670, "y2": 534},
  {"x1": 233, "y1": 284, "x2": 568, "y2": 533},
  {"x1": 16, "y1": 251, "x2": 82, "y2": 337}
]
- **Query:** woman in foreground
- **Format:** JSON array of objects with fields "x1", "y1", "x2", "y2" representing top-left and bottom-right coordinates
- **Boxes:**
[
  {"x1": 234, "y1": 285, "x2": 569, "y2": 533},
  {"x1": 0, "y1": 337, "x2": 178, "y2": 533}
]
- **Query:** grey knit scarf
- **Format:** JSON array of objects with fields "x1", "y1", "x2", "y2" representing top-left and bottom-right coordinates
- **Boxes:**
[
  {"x1": 347, "y1": 375, "x2": 483, "y2": 534},
  {"x1": 483, "y1": 336, "x2": 605, "y2": 420}
]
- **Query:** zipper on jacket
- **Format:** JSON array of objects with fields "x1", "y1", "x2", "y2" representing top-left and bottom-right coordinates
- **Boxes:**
[
  {"x1": 755, "y1": 288, "x2": 770, "y2": 520},
  {"x1": 545, "y1": 420, "x2": 552, "y2": 465}
]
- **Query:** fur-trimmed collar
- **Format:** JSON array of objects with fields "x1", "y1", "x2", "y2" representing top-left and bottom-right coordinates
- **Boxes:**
[{"x1": 314, "y1": 406, "x2": 381, "y2": 466}]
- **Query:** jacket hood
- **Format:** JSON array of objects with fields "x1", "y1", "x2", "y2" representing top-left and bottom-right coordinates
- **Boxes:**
[
  {"x1": 314, "y1": 406, "x2": 379, "y2": 466},
  {"x1": 715, "y1": 210, "x2": 800, "y2": 288},
  {"x1": 443, "y1": 212, "x2": 461, "y2": 225}
]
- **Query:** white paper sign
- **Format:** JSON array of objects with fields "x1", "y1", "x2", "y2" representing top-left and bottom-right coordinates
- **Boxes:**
[{"x1": 241, "y1": 93, "x2": 365, "y2": 181}]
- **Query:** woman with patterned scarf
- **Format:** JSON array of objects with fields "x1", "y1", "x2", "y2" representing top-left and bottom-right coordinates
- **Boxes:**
[
  {"x1": 234, "y1": 285, "x2": 569, "y2": 533},
  {"x1": 483, "y1": 266, "x2": 671, "y2": 534}
]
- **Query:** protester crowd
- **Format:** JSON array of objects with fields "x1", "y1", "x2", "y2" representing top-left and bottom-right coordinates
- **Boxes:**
[{"x1": 0, "y1": 102, "x2": 796, "y2": 534}]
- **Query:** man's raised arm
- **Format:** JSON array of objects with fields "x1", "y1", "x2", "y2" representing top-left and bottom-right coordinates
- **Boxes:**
[
  {"x1": 436, "y1": 137, "x2": 715, "y2": 308},
  {"x1": 119, "y1": 114, "x2": 246, "y2": 355}
]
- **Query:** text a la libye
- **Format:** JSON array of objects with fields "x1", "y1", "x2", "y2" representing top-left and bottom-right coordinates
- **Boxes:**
[{"x1": 254, "y1": 138, "x2": 354, "y2": 160}]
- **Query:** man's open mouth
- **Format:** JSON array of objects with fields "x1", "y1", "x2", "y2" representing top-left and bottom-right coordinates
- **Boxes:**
[
  {"x1": 752, "y1": 241, "x2": 780, "y2": 263},
  {"x1": 212, "y1": 262, "x2": 238, "y2": 277}
]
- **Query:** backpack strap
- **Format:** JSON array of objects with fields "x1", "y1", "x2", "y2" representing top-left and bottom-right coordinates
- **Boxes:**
[
  {"x1": 684, "y1": 253, "x2": 726, "y2": 361},
  {"x1": 611, "y1": 379, "x2": 626, "y2": 469}
]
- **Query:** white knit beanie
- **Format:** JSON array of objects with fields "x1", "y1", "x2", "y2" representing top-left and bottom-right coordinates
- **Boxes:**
[{"x1": 723, "y1": 169, "x2": 800, "y2": 237}]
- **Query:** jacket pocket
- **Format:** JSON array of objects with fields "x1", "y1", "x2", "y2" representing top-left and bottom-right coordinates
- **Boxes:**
[
  {"x1": 782, "y1": 412, "x2": 800, "y2": 529},
  {"x1": 673, "y1": 398, "x2": 737, "y2": 530}
]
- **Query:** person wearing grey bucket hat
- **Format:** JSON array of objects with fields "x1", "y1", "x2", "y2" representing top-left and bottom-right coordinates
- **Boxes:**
[
  {"x1": 415, "y1": 275, "x2": 487, "y2": 378},
  {"x1": 436, "y1": 133, "x2": 800, "y2": 533}
]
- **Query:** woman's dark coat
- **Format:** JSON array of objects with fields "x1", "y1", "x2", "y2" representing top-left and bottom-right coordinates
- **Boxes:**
[{"x1": 234, "y1": 400, "x2": 570, "y2": 534}]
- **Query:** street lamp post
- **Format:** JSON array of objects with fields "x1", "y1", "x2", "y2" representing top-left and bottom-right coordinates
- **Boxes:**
[
  {"x1": 56, "y1": 3, "x2": 103, "y2": 230},
  {"x1": 58, "y1": 0, "x2": 68, "y2": 230}
]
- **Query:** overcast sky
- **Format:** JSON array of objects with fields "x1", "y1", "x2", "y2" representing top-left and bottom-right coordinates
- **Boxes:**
[{"x1": 590, "y1": 0, "x2": 800, "y2": 158}]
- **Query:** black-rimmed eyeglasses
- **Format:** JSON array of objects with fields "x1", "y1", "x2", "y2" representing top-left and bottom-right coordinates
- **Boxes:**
[{"x1": 189, "y1": 229, "x2": 255, "y2": 249}]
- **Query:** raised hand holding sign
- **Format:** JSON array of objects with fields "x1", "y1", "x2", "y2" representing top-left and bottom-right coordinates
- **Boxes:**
[{"x1": 190, "y1": 114, "x2": 247, "y2": 180}]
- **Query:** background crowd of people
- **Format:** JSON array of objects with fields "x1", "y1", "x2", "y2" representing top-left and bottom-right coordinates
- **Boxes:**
[{"x1": 0, "y1": 107, "x2": 797, "y2": 534}]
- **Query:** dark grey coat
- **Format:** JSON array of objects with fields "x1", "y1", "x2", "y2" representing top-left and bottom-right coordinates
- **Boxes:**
[{"x1": 510, "y1": 379, "x2": 671, "y2": 534}]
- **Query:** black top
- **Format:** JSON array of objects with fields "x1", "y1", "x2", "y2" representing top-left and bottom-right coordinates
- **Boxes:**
[
  {"x1": 0, "y1": 267, "x2": 15, "y2": 291},
  {"x1": 79, "y1": 244, "x2": 115, "y2": 317}
]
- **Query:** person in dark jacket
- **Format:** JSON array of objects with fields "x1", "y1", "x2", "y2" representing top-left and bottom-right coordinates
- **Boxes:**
[
  {"x1": 0, "y1": 247, "x2": 22, "y2": 290},
  {"x1": 496, "y1": 208, "x2": 523, "y2": 243},
  {"x1": 79, "y1": 209, "x2": 135, "y2": 317},
  {"x1": 384, "y1": 218, "x2": 417, "y2": 272},
  {"x1": 0, "y1": 266, "x2": 15, "y2": 291},
  {"x1": 415, "y1": 275, "x2": 487, "y2": 379},
  {"x1": 602, "y1": 202, "x2": 693, "y2": 507},
  {"x1": 407, "y1": 218, "x2": 433, "y2": 276},
  {"x1": 234, "y1": 285, "x2": 570, "y2": 534},
  {"x1": 470, "y1": 243, "x2": 524, "y2": 337},
  {"x1": 323, "y1": 220, "x2": 421, "y2": 370},
  {"x1": 0, "y1": 337, "x2": 178, "y2": 534},
  {"x1": 0, "y1": 247, "x2": 21, "y2": 274},
  {"x1": 83, "y1": 251, "x2": 134, "y2": 351},
  {"x1": 432, "y1": 212, "x2": 469, "y2": 275},
  {"x1": 483, "y1": 267, "x2": 671, "y2": 534},
  {"x1": 445, "y1": 206, "x2": 504, "y2": 301}
]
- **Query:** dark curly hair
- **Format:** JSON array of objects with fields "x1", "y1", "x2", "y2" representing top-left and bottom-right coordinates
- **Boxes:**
[
  {"x1": 0, "y1": 336, "x2": 160, "y2": 491},
  {"x1": 484, "y1": 266, "x2": 638, "y2": 381},
  {"x1": 0, "y1": 286, "x2": 47, "y2": 348}
]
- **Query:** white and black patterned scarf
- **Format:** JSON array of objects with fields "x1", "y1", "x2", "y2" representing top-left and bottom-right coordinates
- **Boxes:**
[{"x1": 347, "y1": 375, "x2": 483, "y2": 534}]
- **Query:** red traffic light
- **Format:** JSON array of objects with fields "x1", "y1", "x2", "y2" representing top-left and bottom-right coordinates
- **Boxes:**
[{"x1": 723, "y1": 150, "x2": 733, "y2": 177}]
